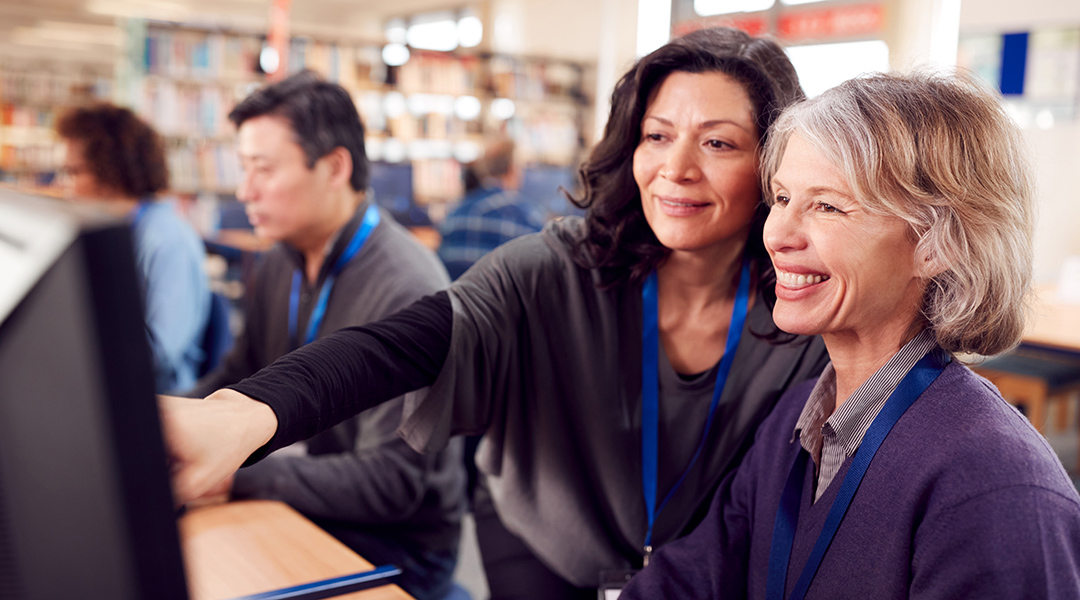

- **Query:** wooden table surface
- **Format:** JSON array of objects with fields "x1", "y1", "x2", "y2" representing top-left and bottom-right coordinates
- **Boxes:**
[
  {"x1": 179, "y1": 500, "x2": 413, "y2": 600},
  {"x1": 1025, "y1": 285, "x2": 1080, "y2": 353}
]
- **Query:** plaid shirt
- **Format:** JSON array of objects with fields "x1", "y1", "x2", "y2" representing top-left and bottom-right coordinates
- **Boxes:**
[{"x1": 437, "y1": 185, "x2": 547, "y2": 280}]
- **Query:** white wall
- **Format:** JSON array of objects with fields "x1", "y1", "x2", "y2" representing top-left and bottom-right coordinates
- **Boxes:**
[
  {"x1": 961, "y1": 0, "x2": 1080, "y2": 282},
  {"x1": 961, "y1": 0, "x2": 1080, "y2": 32}
]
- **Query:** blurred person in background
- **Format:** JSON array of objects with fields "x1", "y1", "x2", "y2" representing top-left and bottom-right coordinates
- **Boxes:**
[
  {"x1": 58, "y1": 103, "x2": 210, "y2": 394},
  {"x1": 186, "y1": 71, "x2": 465, "y2": 600},
  {"x1": 437, "y1": 137, "x2": 547, "y2": 281}
]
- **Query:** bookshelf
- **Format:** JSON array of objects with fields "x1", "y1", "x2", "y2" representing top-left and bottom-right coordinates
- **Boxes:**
[
  {"x1": 0, "y1": 65, "x2": 112, "y2": 189},
  {"x1": 127, "y1": 21, "x2": 593, "y2": 211}
]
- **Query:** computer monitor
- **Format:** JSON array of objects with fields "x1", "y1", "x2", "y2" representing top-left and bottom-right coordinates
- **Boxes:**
[
  {"x1": 0, "y1": 189, "x2": 188, "y2": 599},
  {"x1": 368, "y1": 161, "x2": 414, "y2": 215},
  {"x1": 519, "y1": 165, "x2": 583, "y2": 218},
  {"x1": 368, "y1": 161, "x2": 431, "y2": 227}
]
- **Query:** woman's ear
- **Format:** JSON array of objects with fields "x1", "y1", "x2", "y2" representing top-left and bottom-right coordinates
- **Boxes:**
[{"x1": 916, "y1": 246, "x2": 947, "y2": 279}]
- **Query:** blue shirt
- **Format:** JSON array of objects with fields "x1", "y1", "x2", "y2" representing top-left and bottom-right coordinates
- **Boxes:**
[
  {"x1": 437, "y1": 185, "x2": 546, "y2": 280},
  {"x1": 131, "y1": 200, "x2": 210, "y2": 393}
]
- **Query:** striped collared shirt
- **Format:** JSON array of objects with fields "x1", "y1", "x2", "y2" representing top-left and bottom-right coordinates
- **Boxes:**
[{"x1": 793, "y1": 329, "x2": 938, "y2": 502}]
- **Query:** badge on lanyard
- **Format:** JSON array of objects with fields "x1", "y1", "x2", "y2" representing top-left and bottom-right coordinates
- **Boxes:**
[{"x1": 597, "y1": 569, "x2": 637, "y2": 600}]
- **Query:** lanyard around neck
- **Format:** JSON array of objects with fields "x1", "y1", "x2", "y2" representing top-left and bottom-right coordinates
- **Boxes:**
[
  {"x1": 288, "y1": 204, "x2": 380, "y2": 350},
  {"x1": 640, "y1": 258, "x2": 752, "y2": 563},
  {"x1": 766, "y1": 348, "x2": 950, "y2": 600}
]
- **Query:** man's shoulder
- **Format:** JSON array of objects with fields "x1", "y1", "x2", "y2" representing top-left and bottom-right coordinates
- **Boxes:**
[{"x1": 346, "y1": 214, "x2": 449, "y2": 290}]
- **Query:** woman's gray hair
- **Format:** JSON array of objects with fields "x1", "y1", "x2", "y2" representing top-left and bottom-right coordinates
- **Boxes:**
[{"x1": 761, "y1": 70, "x2": 1035, "y2": 357}]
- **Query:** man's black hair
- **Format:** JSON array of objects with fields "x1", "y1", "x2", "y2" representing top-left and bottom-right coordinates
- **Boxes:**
[{"x1": 229, "y1": 70, "x2": 368, "y2": 192}]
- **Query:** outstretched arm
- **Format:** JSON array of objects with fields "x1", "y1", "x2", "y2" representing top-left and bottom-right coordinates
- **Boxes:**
[{"x1": 159, "y1": 291, "x2": 454, "y2": 504}]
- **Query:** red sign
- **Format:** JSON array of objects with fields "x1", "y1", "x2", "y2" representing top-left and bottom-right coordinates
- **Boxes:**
[
  {"x1": 266, "y1": 0, "x2": 292, "y2": 81},
  {"x1": 777, "y1": 4, "x2": 884, "y2": 41},
  {"x1": 674, "y1": 15, "x2": 769, "y2": 38}
]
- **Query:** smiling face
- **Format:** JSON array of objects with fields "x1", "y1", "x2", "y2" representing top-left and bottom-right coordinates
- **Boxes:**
[
  {"x1": 632, "y1": 71, "x2": 761, "y2": 259},
  {"x1": 764, "y1": 134, "x2": 928, "y2": 350},
  {"x1": 235, "y1": 114, "x2": 342, "y2": 250}
]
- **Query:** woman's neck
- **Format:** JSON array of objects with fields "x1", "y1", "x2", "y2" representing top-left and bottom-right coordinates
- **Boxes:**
[
  {"x1": 656, "y1": 235, "x2": 748, "y2": 311},
  {"x1": 824, "y1": 323, "x2": 922, "y2": 413},
  {"x1": 654, "y1": 235, "x2": 751, "y2": 375}
]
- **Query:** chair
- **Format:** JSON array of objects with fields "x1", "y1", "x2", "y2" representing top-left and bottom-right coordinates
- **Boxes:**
[
  {"x1": 198, "y1": 291, "x2": 234, "y2": 377},
  {"x1": 974, "y1": 347, "x2": 1080, "y2": 433},
  {"x1": 973, "y1": 347, "x2": 1080, "y2": 472}
]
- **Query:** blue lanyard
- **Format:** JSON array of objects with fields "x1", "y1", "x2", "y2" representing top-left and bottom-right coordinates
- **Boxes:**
[
  {"x1": 641, "y1": 258, "x2": 752, "y2": 562},
  {"x1": 288, "y1": 205, "x2": 380, "y2": 349},
  {"x1": 766, "y1": 348, "x2": 950, "y2": 600}
]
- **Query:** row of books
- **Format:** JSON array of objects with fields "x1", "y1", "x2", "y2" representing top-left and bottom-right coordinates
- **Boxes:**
[
  {"x1": 0, "y1": 70, "x2": 109, "y2": 107},
  {"x1": 512, "y1": 106, "x2": 584, "y2": 166},
  {"x1": 142, "y1": 25, "x2": 587, "y2": 101},
  {"x1": 487, "y1": 57, "x2": 585, "y2": 102},
  {"x1": 135, "y1": 78, "x2": 241, "y2": 138},
  {"x1": 144, "y1": 27, "x2": 262, "y2": 82},
  {"x1": 0, "y1": 142, "x2": 55, "y2": 172},
  {"x1": 413, "y1": 157, "x2": 463, "y2": 204},
  {"x1": 396, "y1": 52, "x2": 481, "y2": 96},
  {"x1": 165, "y1": 140, "x2": 241, "y2": 194}
]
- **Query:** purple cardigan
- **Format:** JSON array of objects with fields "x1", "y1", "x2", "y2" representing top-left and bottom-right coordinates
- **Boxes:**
[{"x1": 622, "y1": 360, "x2": 1080, "y2": 599}]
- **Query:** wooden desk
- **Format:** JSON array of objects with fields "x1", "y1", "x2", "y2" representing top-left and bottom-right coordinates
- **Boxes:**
[
  {"x1": 179, "y1": 500, "x2": 413, "y2": 600},
  {"x1": 1025, "y1": 285, "x2": 1080, "y2": 353}
]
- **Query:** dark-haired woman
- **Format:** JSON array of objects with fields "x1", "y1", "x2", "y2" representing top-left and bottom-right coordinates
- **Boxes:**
[
  {"x1": 59, "y1": 103, "x2": 210, "y2": 394},
  {"x1": 162, "y1": 27, "x2": 829, "y2": 599}
]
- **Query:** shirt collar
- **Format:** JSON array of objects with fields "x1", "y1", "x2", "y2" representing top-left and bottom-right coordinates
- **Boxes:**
[
  {"x1": 283, "y1": 200, "x2": 372, "y2": 283},
  {"x1": 794, "y1": 329, "x2": 938, "y2": 460}
]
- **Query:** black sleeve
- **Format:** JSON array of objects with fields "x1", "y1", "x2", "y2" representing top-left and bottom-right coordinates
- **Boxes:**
[{"x1": 227, "y1": 291, "x2": 453, "y2": 463}]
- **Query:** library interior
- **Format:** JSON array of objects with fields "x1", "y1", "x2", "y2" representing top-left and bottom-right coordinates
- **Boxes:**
[{"x1": 2, "y1": 0, "x2": 1080, "y2": 598}]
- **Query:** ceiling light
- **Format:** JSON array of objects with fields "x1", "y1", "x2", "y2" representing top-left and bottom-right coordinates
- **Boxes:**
[
  {"x1": 454, "y1": 96, "x2": 481, "y2": 120},
  {"x1": 407, "y1": 19, "x2": 458, "y2": 52},
  {"x1": 694, "y1": 0, "x2": 774, "y2": 16},
  {"x1": 458, "y1": 16, "x2": 483, "y2": 48},
  {"x1": 382, "y1": 43, "x2": 410, "y2": 67},
  {"x1": 491, "y1": 98, "x2": 516, "y2": 120}
]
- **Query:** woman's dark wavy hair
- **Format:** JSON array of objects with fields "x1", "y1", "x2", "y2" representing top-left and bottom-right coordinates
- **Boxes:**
[
  {"x1": 570, "y1": 27, "x2": 804, "y2": 288},
  {"x1": 57, "y1": 103, "x2": 169, "y2": 199}
]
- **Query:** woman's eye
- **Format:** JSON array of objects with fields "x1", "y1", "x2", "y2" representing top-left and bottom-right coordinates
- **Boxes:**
[
  {"x1": 642, "y1": 132, "x2": 664, "y2": 143},
  {"x1": 816, "y1": 202, "x2": 845, "y2": 214},
  {"x1": 706, "y1": 139, "x2": 732, "y2": 150},
  {"x1": 773, "y1": 194, "x2": 789, "y2": 206}
]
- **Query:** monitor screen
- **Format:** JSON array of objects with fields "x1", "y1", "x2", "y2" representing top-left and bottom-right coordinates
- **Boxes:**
[
  {"x1": 368, "y1": 161, "x2": 414, "y2": 215},
  {"x1": 368, "y1": 161, "x2": 432, "y2": 227},
  {"x1": 520, "y1": 165, "x2": 583, "y2": 218},
  {"x1": 0, "y1": 190, "x2": 188, "y2": 599}
]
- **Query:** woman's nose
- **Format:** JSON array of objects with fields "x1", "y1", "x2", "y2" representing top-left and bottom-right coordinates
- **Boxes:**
[
  {"x1": 659, "y1": 139, "x2": 701, "y2": 183},
  {"x1": 763, "y1": 202, "x2": 805, "y2": 254}
]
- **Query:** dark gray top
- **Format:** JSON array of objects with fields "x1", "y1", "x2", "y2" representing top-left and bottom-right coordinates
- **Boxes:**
[
  {"x1": 194, "y1": 205, "x2": 465, "y2": 553},
  {"x1": 398, "y1": 217, "x2": 829, "y2": 586}
]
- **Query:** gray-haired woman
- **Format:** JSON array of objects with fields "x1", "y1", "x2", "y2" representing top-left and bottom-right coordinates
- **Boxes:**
[{"x1": 622, "y1": 70, "x2": 1080, "y2": 599}]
